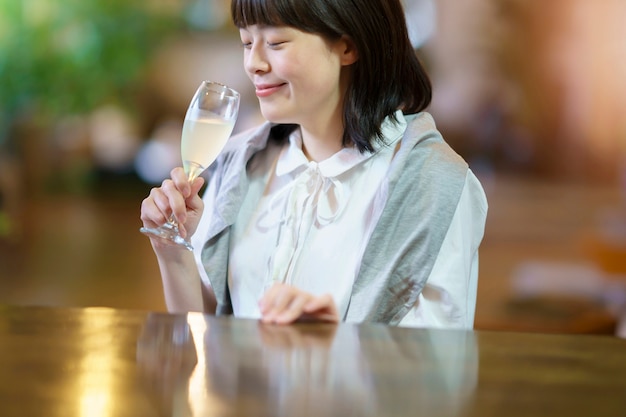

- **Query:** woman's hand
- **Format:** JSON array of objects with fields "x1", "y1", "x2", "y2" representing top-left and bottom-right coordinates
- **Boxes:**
[
  {"x1": 140, "y1": 167, "x2": 205, "y2": 249},
  {"x1": 258, "y1": 283, "x2": 339, "y2": 324}
]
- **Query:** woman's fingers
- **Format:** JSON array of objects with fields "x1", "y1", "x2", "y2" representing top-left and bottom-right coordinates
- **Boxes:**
[
  {"x1": 139, "y1": 168, "x2": 205, "y2": 237},
  {"x1": 259, "y1": 284, "x2": 339, "y2": 324},
  {"x1": 170, "y1": 167, "x2": 191, "y2": 196},
  {"x1": 141, "y1": 187, "x2": 172, "y2": 227},
  {"x1": 273, "y1": 295, "x2": 310, "y2": 324},
  {"x1": 190, "y1": 175, "x2": 205, "y2": 194},
  {"x1": 187, "y1": 177, "x2": 205, "y2": 212},
  {"x1": 259, "y1": 284, "x2": 299, "y2": 320},
  {"x1": 303, "y1": 294, "x2": 339, "y2": 323},
  {"x1": 161, "y1": 178, "x2": 188, "y2": 224}
]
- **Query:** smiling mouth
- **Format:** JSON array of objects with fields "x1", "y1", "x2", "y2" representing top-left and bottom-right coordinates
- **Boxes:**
[{"x1": 255, "y1": 83, "x2": 286, "y2": 98}]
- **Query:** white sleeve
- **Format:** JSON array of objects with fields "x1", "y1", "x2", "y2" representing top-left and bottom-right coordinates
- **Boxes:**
[{"x1": 399, "y1": 170, "x2": 488, "y2": 329}]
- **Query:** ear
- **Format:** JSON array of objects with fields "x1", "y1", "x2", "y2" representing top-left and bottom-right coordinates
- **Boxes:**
[{"x1": 339, "y1": 35, "x2": 359, "y2": 66}]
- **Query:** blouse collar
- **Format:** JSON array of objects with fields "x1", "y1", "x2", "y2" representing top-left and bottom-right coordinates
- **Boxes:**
[{"x1": 276, "y1": 110, "x2": 407, "y2": 178}]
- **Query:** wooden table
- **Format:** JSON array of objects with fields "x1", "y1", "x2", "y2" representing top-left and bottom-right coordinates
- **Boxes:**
[{"x1": 0, "y1": 305, "x2": 624, "y2": 417}]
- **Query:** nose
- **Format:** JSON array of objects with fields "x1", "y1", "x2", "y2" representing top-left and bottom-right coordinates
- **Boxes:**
[{"x1": 244, "y1": 44, "x2": 270, "y2": 75}]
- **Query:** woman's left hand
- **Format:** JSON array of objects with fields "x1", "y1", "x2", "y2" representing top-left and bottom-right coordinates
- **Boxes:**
[{"x1": 258, "y1": 283, "x2": 339, "y2": 324}]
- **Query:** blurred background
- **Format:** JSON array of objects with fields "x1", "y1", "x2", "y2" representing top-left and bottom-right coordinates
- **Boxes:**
[{"x1": 1, "y1": 0, "x2": 625, "y2": 336}]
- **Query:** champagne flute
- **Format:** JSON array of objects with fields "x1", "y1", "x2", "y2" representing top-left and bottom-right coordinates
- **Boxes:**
[{"x1": 140, "y1": 80, "x2": 240, "y2": 250}]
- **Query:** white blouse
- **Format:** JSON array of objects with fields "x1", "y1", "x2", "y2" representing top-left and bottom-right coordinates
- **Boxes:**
[
  {"x1": 228, "y1": 113, "x2": 407, "y2": 320},
  {"x1": 193, "y1": 112, "x2": 486, "y2": 329}
]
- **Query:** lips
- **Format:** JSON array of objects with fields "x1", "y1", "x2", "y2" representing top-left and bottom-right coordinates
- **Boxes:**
[{"x1": 255, "y1": 83, "x2": 286, "y2": 98}]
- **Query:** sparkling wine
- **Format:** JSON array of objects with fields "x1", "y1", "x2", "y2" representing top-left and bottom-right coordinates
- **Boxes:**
[
  {"x1": 181, "y1": 117, "x2": 235, "y2": 179},
  {"x1": 140, "y1": 80, "x2": 239, "y2": 251}
]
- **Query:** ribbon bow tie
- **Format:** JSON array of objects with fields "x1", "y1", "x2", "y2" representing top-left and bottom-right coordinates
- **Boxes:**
[{"x1": 265, "y1": 163, "x2": 348, "y2": 287}]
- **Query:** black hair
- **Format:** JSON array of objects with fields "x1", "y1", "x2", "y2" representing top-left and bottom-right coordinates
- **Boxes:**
[{"x1": 231, "y1": 0, "x2": 432, "y2": 153}]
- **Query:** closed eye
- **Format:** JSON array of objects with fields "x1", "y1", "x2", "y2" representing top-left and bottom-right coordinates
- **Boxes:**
[{"x1": 267, "y1": 41, "x2": 286, "y2": 49}]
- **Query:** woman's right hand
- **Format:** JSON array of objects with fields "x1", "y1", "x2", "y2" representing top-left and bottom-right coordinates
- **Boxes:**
[{"x1": 140, "y1": 167, "x2": 205, "y2": 250}]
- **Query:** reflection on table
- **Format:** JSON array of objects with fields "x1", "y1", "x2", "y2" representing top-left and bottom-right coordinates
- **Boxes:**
[
  {"x1": 1, "y1": 305, "x2": 625, "y2": 417},
  {"x1": 186, "y1": 315, "x2": 477, "y2": 417}
]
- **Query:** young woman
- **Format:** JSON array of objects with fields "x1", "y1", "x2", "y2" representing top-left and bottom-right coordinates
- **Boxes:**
[{"x1": 140, "y1": 0, "x2": 488, "y2": 329}]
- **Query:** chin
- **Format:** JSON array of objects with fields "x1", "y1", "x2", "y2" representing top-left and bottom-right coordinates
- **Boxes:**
[{"x1": 259, "y1": 109, "x2": 294, "y2": 125}]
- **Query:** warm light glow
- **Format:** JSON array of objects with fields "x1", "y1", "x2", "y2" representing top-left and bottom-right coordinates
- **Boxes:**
[
  {"x1": 76, "y1": 309, "x2": 118, "y2": 417},
  {"x1": 550, "y1": 1, "x2": 626, "y2": 162},
  {"x1": 80, "y1": 391, "x2": 110, "y2": 417},
  {"x1": 185, "y1": 313, "x2": 229, "y2": 416}
]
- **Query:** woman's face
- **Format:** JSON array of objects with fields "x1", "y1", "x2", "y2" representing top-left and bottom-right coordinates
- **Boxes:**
[{"x1": 239, "y1": 25, "x2": 356, "y2": 130}]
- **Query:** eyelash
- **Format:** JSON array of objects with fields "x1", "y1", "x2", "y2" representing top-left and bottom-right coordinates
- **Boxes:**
[{"x1": 241, "y1": 41, "x2": 285, "y2": 49}]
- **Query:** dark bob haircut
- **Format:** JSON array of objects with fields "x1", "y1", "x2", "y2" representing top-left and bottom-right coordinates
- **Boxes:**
[{"x1": 231, "y1": 0, "x2": 432, "y2": 153}]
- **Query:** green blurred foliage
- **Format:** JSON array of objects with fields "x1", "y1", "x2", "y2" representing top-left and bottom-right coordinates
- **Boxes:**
[{"x1": 0, "y1": 0, "x2": 183, "y2": 145}]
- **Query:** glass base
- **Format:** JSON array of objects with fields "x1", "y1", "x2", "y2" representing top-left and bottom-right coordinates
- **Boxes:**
[{"x1": 140, "y1": 222, "x2": 193, "y2": 251}]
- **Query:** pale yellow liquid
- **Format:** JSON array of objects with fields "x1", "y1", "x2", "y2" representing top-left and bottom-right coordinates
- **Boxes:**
[{"x1": 181, "y1": 118, "x2": 235, "y2": 179}]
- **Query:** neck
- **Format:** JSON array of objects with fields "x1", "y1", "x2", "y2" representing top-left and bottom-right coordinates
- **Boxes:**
[
  {"x1": 300, "y1": 122, "x2": 345, "y2": 162},
  {"x1": 298, "y1": 70, "x2": 352, "y2": 162},
  {"x1": 298, "y1": 93, "x2": 347, "y2": 162}
]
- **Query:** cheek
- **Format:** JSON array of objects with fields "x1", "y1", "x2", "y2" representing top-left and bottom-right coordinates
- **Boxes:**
[
  {"x1": 276, "y1": 55, "x2": 306, "y2": 79},
  {"x1": 290, "y1": 56, "x2": 341, "y2": 91}
]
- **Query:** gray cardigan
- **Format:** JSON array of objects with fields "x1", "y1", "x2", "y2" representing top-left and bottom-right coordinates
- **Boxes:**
[{"x1": 200, "y1": 112, "x2": 468, "y2": 325}]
